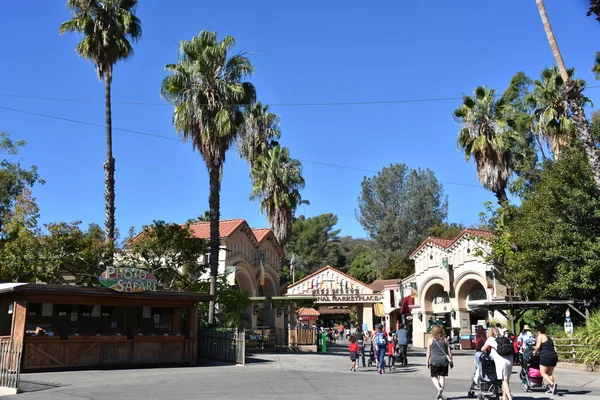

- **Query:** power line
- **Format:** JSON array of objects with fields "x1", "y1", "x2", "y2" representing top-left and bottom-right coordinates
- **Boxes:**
[
  {"x1": 3, "y1": 85, "x2": 600, "y2": 108},
  {"x1": 0, "y1": 104, "x2": 484, "y2": 189}
]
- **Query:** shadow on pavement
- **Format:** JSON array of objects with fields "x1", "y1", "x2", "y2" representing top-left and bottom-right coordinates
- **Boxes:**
[{"x1": 20, "y1": 380, "x2": 68, "y2": 394}]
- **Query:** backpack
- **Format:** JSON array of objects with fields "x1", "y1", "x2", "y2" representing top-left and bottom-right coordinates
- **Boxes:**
[
  {"x1": 495, "y1": 336, "x2": 514, "y2": 356},
  {"x1": 375, "y1": 332, "x2": 386, "y2": 347}
]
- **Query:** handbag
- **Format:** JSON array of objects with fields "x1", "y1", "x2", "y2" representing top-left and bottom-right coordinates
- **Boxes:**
[{"x1": 434, "y1": 339, "x2": 453, "y2": 368}]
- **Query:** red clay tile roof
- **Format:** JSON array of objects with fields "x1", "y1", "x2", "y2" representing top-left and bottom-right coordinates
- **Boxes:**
[
  {"x1": 409, "y1": 228, "x2": 494, "y2": 259},
  {"x1": 251, "y1": 228, "x2": 271, "y2": 243},
  {"x1": 370, "y1": 279, "x2": 402, "y2": 292},
  {"x1": 188, "y1": 218, "x2": 246, "y2": 240},
  {"x1": 289, "y1": 266, "x2": 371, "y2": 291},
  {"x1": 297, "y1": 307, "x2": 320, "y2": 317}
]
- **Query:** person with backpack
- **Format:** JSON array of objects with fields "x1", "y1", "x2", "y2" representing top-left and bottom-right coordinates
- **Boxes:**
[
  {"x1": 481, "y1": 326, "x2": 514, "y2": 400},
  {"x1": 373, "y1": 324, "x2": 387, "y2": 374}
]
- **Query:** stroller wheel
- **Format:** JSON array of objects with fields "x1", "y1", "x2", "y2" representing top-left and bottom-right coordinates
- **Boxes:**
[
  {"x1": 521, "y1": 382, "x2": 529, "y2": 392},
  {"x1": 467, "y1": 391, "x2": 475, "y2": 398}
]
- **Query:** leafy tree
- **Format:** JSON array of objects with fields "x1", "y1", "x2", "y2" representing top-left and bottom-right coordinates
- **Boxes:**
[
  {"x1": 284, "y1": 214, "x2": 343, "y2": 277},
  {"x1": 0, "y1": 132, "x2": 43, "y2": 234},
  {"x1": 250, "y1": 146, "x2": 307, "y2": 245},
  {"x1": 347, "y1": 251, "x2": 377, "y2": 283},
  {"x1": 356, "y1": 163, "x2": 447, "y2": 277},
  {"x1": 535, "y1": 0, "x2": 600, "y2": 191},
  {"x1": 39, "y1": 222, "x2": 112, "y2": 285},
  {"x1": 503, "y1": 145, "x2": 600, "y2": 300},
  {"x1": 197, "y1": 274, "x2": 250, "y2": 328},
  {"x1": 60, "y1": 0, "x2": 142, "y2": 242},
  {"x1": 123, "y1": 221, "x2": 208, "y2": 291},
  {"x1": 0, "y1": 189, "x2": 42, "y2": 282},
  {"x1": 427, "y1": 222, "x2": 465, "y2": 239},
  {"x1": 454, "y1": 86, "x2": 513, "y2": 205},
  {"x1": 161, "y1": 31, "x2": 256, "y2": 324}
]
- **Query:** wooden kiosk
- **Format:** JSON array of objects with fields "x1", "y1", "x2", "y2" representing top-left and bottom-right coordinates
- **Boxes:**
[{"x1": 0, "y1": 282, "x2": 211, "y2": 371}]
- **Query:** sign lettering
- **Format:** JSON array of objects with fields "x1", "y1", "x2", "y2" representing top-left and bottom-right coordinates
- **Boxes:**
[
  {"x1": 316, "y1": 294, "x2": 383, "y2": 303},
  {"x1": 99, "y1": 266, "x2": 158, "y2": 293}
]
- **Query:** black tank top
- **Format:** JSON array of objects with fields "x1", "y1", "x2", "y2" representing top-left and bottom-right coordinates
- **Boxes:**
[{"x1": 540, "y1": 337, "x2": 556, "y2": 356}]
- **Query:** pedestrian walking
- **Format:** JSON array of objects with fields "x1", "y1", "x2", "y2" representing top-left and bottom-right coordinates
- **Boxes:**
[
  {"x1": 355, "y1": 324, "x2": 366, "y2": 368},
  {"x1": 387, "y1": 333, "x2": 396, "y2": 371},
  {"x1": 395, "y1": 323, "x2": 409, "y2": 367},
  {"x1": 481, "y1": 326, "x2": 514, "y2": 400},
  {"x1": 534, "y1": 324, "x2": 558, "y2": 395},
  {"x1": 373, "y1": 324, "x2": 387, "y2": 374},
  {"x1": 348, "y1": 335, "x2": 359, "y2": 372},
  {"x1": 426, "y1": 325, "x2": 453, "y2": 400}
]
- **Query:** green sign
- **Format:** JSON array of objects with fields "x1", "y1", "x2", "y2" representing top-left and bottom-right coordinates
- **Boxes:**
[{"x1": 442, "y1": 257, "x2": 449, "y2": 272}]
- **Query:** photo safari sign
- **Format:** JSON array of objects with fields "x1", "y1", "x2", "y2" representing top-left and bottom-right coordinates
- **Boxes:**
[{"x1": 99, "y1": 266, "x2": 158, "y2": 293}]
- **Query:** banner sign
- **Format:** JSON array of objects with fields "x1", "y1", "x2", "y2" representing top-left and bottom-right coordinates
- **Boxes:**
[
  {"x1": 316, "y1": 294, "x2": 383, "y2": 303},
  {"x1": 99, "y1": 267, "x2": 158, "y2": 293}
]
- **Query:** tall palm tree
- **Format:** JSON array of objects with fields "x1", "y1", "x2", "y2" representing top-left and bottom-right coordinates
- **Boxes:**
[
  {"x1": 526, "y1": 67, "x2": 590, "y2": 157},
  {"x1": 535, "y1": 0, "x2": 600, "y2": 190},
  {"x1": 250, "y1": 146, "x2": 307, "y2": 245},
  {"x1": 238, "y1": 102, "x2": 280, "y2": 167},
  {"x1": 60, "y1": 0, "x2": 142, "y2": 243},
  {"x1": 454, "y1": 86, "x2": 512, "y2": 205},
  {"x1": 161, "y1": 31, "x2": 256, "y2": 324}
]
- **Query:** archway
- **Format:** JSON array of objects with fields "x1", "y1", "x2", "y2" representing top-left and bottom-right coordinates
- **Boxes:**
[
  {"x1": 234, "y1": 264, "x2": 255, "y2": 329},
  {"x1": 456, "y1": 277, "x2": 489, "y2": 329},
  {"x1": 422, "y1": 282, "x2": 450, "y2": 330}
]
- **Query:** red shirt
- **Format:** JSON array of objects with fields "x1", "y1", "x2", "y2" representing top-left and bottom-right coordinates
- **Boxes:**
[
  {"x1": 349, "y1": 343, "x2": 360, "y2": 353},
  {"x1": 387, "y1": 341, "x2": 395, "y2": 355}
]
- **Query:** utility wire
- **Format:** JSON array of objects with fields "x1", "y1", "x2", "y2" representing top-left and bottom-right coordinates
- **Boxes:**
[
  {"x1": 3, "y1": 85, "x2": 600, "y2": 107},
  {"x1": 0, "y1": 104, "x2": 484, "y2": 189}
]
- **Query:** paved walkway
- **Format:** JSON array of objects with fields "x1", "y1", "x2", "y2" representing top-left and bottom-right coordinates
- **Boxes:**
[{"x1": 5, "y1": 344, "x2": 599, "y2": 400}]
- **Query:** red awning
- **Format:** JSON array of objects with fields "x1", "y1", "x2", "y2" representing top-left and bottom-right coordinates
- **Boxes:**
[{"x1": 399, "y1": 296, "x2": 415, "y2": 314}]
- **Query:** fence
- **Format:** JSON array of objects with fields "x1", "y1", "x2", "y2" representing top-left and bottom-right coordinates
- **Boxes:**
[
  {"x1": 246, "y1": 328, "x2": 288, "y2": 349},
  {"x1": 554, "y1": 337, "x2": 583, "y2": 363},
  {"x1": 0, "y1": 338, "x2": 22, "y2": 391},
  {"x1": 198, "y1": 328, "x2": 245, "y2": 365}
]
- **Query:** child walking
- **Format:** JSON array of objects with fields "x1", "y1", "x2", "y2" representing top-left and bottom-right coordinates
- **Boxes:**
[{"x1": 348, "y1": 335, "x2": 360, "y2": 372}]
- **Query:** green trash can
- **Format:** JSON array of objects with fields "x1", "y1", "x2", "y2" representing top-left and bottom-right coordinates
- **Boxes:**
[{"x1": 320, "y1": 332, "x2": 327, "y2": 353}]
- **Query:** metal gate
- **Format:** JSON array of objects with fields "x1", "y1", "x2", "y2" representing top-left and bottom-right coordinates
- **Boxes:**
[
  {"x1": 0, "y1": 339, "x2": 22, "y2": 392},
  {"x1": 198, "y1": 328, "x2": 245, "y2": 365}
]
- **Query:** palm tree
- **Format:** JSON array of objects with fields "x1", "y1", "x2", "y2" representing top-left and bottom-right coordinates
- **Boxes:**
[
  {"x1": 250, "y1": 146, "x2": 307, "y2": 245},
  {"x1": 60, "y1": 0, "x2": 142, "y2": 243},
  {"x1": 454, "y1": 86, "x2": 512, "y2": 205},
  {"x1": 526, "y1": 67, "x2": 590, "y2": 157},
  {"x1": 161, "y1": 31, "x2": 256, "y2": 324},
  {"x1": 535, "y1": 0, "x2": 600, "y2": 190},
  {"x1": 238, "y1": 102, "x2": 280, "y2": 167}
]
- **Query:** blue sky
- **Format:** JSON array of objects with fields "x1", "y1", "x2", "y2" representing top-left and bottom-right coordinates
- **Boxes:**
[{"x1": 1, "y1": 1, "x2": 599, "y2": 240}]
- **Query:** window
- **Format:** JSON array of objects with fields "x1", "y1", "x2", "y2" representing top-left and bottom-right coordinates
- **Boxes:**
[
  {"x1": 433, "y1": 290, "x2": 450, "y2": 304},
  {"x1": 468, "y1": 287, "x2": 487, "y2": 301},
  {"x1": 390, "y1": 290, "x2": 395, "y2": 308}
]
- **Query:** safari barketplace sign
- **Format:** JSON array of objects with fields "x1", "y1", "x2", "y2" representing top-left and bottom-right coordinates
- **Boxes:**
[
  {"x1": 99, "y1": 266, "x2": 158, "y2": 293},
  {"x1": 316, "y1": 294, "x2": 384, "y2": 303}
]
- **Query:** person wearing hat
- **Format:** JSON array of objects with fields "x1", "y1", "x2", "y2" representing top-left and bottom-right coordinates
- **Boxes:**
[{"x1": 517, "y1": 324, "x2": 533, "y2": 353}]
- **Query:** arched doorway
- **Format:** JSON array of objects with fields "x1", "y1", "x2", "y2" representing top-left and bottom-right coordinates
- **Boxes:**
[
  {"x1": 456, "y1": 278, "x2": 488, "y2": 330},
  {"x1": 423, "y1": 282, "x2": 451, "y2": 331},
  {"x1": 234, "y1": 265, "x2": 255, "y2": 329}
]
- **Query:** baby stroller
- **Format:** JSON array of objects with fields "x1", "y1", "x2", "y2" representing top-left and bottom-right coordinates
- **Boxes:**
[
  {"x1": 519, "y1": 338, "x2": 544, "y2": 392},
  {"x1": 468, "y1": 352, "x2": 503, "y2": 400}
]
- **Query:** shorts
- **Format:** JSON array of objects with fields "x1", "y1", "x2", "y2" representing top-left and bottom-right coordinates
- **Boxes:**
[
  {"x1": 430, "y1": 364, "x2": 448, "y2": 377},
  {"x1": 540, "y1": 353, "x2": 558, "y2": 367},
  {"x1": 349, "y1": 351, "x2": 357, "y2": 361}
]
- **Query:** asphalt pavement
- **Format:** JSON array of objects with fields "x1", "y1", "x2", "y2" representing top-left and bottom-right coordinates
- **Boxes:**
[{"x1": 6, "y1": 341, "x2": 599, "y2": 400}]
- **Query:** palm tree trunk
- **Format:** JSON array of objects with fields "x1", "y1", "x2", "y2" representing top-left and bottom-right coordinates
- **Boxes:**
[
  {"x1": 495, "y1": 189, "x2": 508, "y2": 206},
  {"x1": 207, "y1": 163, "x2": 222, "y2": 325},
  {"x1": 535, "y1": 0, "x2": 600, "y2": 191},
  {"x1": 104, "y1": 68, "x2": 116, "y2": 243}
]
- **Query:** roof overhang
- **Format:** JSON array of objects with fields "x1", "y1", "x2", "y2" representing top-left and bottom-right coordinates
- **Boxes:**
[{"x1": 249, "y1": 295, "x2": 317, "y2": 308}]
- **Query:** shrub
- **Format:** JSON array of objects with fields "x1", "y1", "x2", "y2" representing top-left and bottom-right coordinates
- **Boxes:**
[{"x1": 575, "y1": 308, "x2": 600, "y2": 366}]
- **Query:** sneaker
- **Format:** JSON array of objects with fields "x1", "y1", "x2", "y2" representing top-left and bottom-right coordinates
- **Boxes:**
[
  {"x1": 552, "y1": 383, "x2": 557, "y2": 395},
  {"x1": 378, "y1": 369, "x2": 383, "y2": 375},
  {"x1": 436, "y1": 388, "x2": 443, "y2": 399}
]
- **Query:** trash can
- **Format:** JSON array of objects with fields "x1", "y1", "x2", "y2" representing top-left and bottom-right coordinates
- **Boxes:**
[
  {"x1": 316, "y1": 332, "x2": 322, "y2": 352},
  {"x1": 320, "y1": 332, "x2": 327, "y2": 353}
]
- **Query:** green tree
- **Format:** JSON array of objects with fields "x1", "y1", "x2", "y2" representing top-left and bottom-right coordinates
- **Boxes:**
[
  {"x1": 250, "y1": 146, "x2": 307, "y2": 245},
  {"x1": 526, "y1": 67, "x2": 590, "y2": 158},
  {"x1": 197, "y1": 274, "x2": 250, "y2": 328},
  {"x1": 122, "y1": 221, "x2": 208, "y2": 291},
  {"x1": 284, "y1": 214, "x2": 343, "y2": 277},
  {"x1": 504, "y1": 145, "x2": 600, "y2": 300},
  {"x1": 161, "y1": 31, "x2": 256, "y2": 324},
  {"x1": 356, "y1": 163, "x2": 447, "y2": 277},
  {"x1": 60, "y1": 0, "x2": 142, "y2": 243},
  {"x1": 0, "y1": 189, "x2": 42, "y2": 282},
  {"x1": 427, "y1": 222, "x2": 465, "y2": 239},
  {"x1": 347, "y1": 251, "x2": 377, "y2": 283},
  {"x1": 0, "y1": 132, "x2": 43, "y2": 234},
  {"x1": 454, "y1": 86, "x2": 512, "y2": 205},
  {"x1": 238, "y1": 102, "x2": 280, "y2": 167},
  {"x1": 536, "y1": 0, "x2": 600, "y2": 191}
]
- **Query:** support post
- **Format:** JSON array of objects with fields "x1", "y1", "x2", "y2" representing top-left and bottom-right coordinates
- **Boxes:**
[
  {"x1": 10, "y1": 301, "x2": 27, "y2": 343},
  {"x1": 188, "y1": 306, "x2": 198, "y2": 365}
]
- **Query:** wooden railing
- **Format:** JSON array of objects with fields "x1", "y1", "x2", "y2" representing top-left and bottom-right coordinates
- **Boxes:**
[
  {"x1": 554, "y1": 337, "x2": 583, "y2": 363},
  {"x1": 0, "y1": 338, "x2": 22, "y2": 390},
  {"x1": 289, "y1": 328, "x2": 316, "y2": 346}
]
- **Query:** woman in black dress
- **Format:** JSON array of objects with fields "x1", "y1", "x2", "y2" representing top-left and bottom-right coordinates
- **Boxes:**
[{"x1": 534, "y1": 324, "x2": 558, "y2": 395}]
